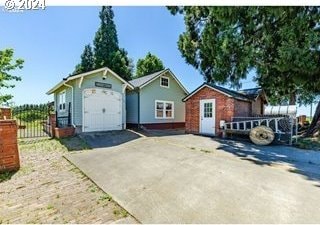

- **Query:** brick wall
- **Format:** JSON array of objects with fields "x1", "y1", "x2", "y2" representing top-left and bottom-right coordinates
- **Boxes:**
[
  {"x1": 185, "y1": 86, "x2": 237, "y2": 136},
  {"x1": 0, "y1": 120, "x2": 20, "y2": 172},
  {"x1": 0, "y1": 108, "x2": 12, "y2": 120},
  {"x1": 185, "y1": 86, "x2": 256, "y2": 136},
  {"x1": 44, "y1": 114, "x2": 56, "y2": 137},
  {"x1": 54, "y1": 127, "x2": 75, "y2": 138}
]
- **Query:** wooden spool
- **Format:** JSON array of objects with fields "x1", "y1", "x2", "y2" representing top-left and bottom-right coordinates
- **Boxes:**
[{"x1": 249, "y1": 125, "x2": 275, "y2": 146}]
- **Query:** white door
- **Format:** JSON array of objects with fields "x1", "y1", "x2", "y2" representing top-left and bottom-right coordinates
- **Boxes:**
[
  {"x1": 83, "y1": 88, "x2": 122, "y2": 132},
  {"x1": 200, "y1": 99, "x2": 215, "y2": 135}
]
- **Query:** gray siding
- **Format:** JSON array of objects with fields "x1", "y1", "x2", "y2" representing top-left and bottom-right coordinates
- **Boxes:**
[
  {"x1": 53, "y1": 70, "x2": 126, "y2": 128},
  {"x1": 126, "y1": 90, "x2": 139, "y2": 123},
  {"x1": 139, "y1": 71, "x2": 187, "y2": 124}
]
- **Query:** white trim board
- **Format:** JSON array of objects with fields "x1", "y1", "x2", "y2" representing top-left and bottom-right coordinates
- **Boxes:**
[
  {"x1": 139, "y1": 69, "x2": 189, "y2": 94},
  {"x1": 154, "y1": 100, "x2": 174, "y2": 119},
  {"x1": 47, "y1": 67, "x2": 134, "y2": 95}
]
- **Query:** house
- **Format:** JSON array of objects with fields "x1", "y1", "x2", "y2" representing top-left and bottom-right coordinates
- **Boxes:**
[
  {"x1": 183, "y1": 83, "x2": 267, "y2": 136},
  {"x1": 46, "y1": 67, "x2": 189, "y2": 134},
  {"x1": 46, "y1": 67, "x2": 134, "y2": 133},
  {"x1": 126, "y1": 69, "x2": 189, "y2": 129}
]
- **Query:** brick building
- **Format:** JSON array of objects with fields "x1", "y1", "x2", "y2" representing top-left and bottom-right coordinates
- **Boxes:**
[{"x1": 183, "y1": 83, "x2": 267, "y2": 136}]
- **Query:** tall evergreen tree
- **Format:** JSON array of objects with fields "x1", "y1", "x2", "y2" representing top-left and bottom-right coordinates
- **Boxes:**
[
  {"x1": 168, "y1": 6, "x2": 320, "y2": 106},
  {"x1": 136, "y1": 52, "x2": 165, "y2": 77},
  {"x1": 94, "y1": 6, "x2": 118, "y2": 68},
  {"x1": 93, "y1": 6, "x2": 132, "y2": 80},
  {"x1": 73, "y1": 44, "x2": 94, "y2": 75}
]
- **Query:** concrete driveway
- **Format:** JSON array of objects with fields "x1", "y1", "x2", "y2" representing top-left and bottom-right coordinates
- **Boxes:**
[{"x1": 66, "y1": 132, "x2": 320, "y2": 223}]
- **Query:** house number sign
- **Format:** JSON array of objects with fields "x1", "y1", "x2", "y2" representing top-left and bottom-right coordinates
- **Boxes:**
[{"x1": 95, "y1": 82, "x2": 112, "y2": 89}]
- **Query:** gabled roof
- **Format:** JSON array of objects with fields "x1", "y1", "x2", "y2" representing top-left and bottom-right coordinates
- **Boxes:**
[
  {"x1": 46, "y1": 67, "x2": 134, "y2": 95},
  {"x1": 129, "y1": 70, "x2": 165, "y2": 88},
  {"x1": 183, "y1": 83, "x2": 263, "y2": 102},
  {"x1": 238, "y1": 88, "x2": 263, "y2": 100},
  {"x1": 129, "y1": 69, "x2": 189, "y2": 94}
]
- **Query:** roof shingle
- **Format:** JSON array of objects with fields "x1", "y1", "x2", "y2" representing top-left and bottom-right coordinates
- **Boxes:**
[
  {"x1": 183, "y1": 83, "x2": 262, "y2": 102},
  {"x1": 129, "y1": 70, "x2": 167, "y2": 88}
]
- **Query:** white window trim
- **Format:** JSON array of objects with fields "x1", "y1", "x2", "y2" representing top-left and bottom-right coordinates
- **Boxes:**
[
  {"x1": 58, "y1": 91, "x2": 66, "y2": 112},
  {"x1": 160, "y1": 76, "x2": 170, "y2": 88},
  {"x1": 155, "y1": 100, "x2": 174, "y2": 119}
]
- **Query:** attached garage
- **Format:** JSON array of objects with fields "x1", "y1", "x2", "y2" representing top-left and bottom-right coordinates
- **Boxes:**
[
  {"x1": 83, "y1": 89, "x2": 122, "y2": 132},
  {"x1": 46, "y1": 67, "x2": 134, "y2": 133}
]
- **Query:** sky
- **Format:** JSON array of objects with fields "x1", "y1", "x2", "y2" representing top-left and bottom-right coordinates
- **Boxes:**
[{"x1": 0, "y1": 6, "x2": 316, "y2": 116}]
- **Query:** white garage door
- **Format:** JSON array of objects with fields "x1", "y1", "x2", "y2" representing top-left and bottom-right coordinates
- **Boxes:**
[{"x1": 83, "y1": 88, "x2": 122, "y2": 132}]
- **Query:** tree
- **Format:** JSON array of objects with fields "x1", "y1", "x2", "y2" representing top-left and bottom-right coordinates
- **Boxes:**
[
  {"x1": 93, "y1": 6, "x2": 132, "y2": 80},
  {"x1": 167, "y1": 7, "x2": 320, "y2": 105},
  {"x1": 73, "y1": 44, "x2": 94, "y2": 75},
  {"x1": 0, "y1": 48, "x2": 24, "y2": 104},
  {"x1": 110, "y1": 48, "x2": 133, "y2": 81},
  {"x1": 136, "y1": 52, "x2": 165, "y2": 77}
]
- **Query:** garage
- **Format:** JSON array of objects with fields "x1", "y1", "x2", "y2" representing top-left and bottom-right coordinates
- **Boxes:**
[{"x1": 83, "y1": 88, "x2": 122, "y2": 132}]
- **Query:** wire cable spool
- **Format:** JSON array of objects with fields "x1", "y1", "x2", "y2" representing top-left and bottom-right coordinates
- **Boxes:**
[{"x1": 249, "y1": 125, "x2": 275, "y2": 145}]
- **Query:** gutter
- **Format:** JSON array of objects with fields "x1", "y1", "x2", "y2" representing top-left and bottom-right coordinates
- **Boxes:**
[
  {"x1": 63, "y1": 82, "x2": 76, "y2": 127},
  {"x1": 137, "y1": 90, "x2": 140, "y2": 128}
]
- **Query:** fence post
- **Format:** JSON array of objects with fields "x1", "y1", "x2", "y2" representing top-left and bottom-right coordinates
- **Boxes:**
[{"x1": 0, "y1": 120, "x2": 20, "y2": 172}]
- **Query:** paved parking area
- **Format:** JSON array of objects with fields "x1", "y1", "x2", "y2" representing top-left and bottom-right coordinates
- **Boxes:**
[{"x1": 67, "y1": 132, "x2": 320, "y2": 223}]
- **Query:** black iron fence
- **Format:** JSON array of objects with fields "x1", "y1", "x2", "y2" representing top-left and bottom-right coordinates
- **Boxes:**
[{"x1": 12, "y1": 104, "x2": 53, "y2": 138}]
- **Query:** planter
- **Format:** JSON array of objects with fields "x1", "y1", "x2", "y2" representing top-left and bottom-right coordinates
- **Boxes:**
[{"x1": 54, "y1": 126, "x2": 75, "y2": 138}]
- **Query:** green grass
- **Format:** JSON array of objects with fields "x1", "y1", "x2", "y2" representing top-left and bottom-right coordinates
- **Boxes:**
[
  {"x1": 99, "y1": 193, "x2": 112, "y2": 202},
  {"x1": 18, "y1": 138, "x2": 67, "y2": 153},
  {"x1": 0, "y1": 171, "x2": 16, "y2": 183},
  {"x1": 58, "y1": 136, "x2": 91, "y2": 151},
  {"x1": 18, "y1": 136, "x2": 90, "y2": 153},
  {"x1": 113, "y1": 208, "x2": 128, "y2": 218},
  {"x1": 46, "y1": 204, "x2": 54, "y2": 210},
  {"x1": 296, "y1": 137, "x2": 320, "y2": 150},
  {"x1": 88, "y1": 184, "x2": 98, "y2": 193}
]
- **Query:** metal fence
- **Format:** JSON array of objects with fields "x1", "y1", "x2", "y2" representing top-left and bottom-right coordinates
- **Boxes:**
[{"x1": 12, "y1": 104, "x2": 52, "y2": 138}]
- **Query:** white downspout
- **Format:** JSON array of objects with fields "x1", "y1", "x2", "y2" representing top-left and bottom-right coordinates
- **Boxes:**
[{"x1": 63, "y1": 83, "x2": 76, "y2": 127}]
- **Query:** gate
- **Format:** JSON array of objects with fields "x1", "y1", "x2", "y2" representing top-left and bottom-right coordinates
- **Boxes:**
[{"x1": 12, "y1": 104, "x2": 53, "y2": 138}]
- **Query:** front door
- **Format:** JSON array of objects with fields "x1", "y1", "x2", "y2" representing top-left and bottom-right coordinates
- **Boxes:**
[{"x1": 200, "y1": 99, "x2": 215, "y2": 135}]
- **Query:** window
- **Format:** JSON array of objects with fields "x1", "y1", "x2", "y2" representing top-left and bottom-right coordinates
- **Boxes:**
[
  {"x1": 203, "y1": 102, "x2": 213, "y2": 118},
  {"x1": 155, "y1": 100, "x2": 174, "y2": 119},
  {"x1": 160, "y1": 76, "x2": 169, "y2": 88},
  {"x1": 59, "y1": 91, "x2": 66, "y2": 111}
]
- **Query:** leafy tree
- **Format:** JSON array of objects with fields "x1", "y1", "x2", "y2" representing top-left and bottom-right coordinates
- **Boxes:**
[
  {"x1": 110, "y1": 48, "x2": 133, "y2": 81},
  {"x1": 168, "y1": 6, "x2": 320, "y2": 105},
  {"x1": 93, "y1": 6, "x2": 132, "y2": 80},
  {"x1": 136, "y1": 52, "x2": 165, "y2": 77},
  {"x1": 73, "y1": 44, "x2": 94, "y2": 75},
  {"x1": 0, "y1": 48, "x2": 24, "y2": 104}
]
